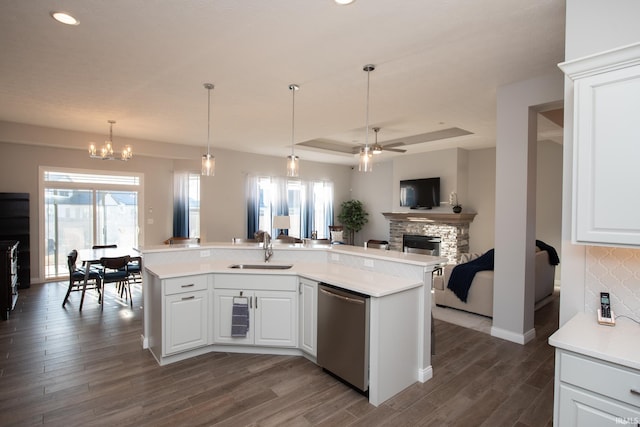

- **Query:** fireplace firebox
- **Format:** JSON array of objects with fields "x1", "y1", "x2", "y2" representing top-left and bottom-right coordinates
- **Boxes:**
[{"x1": 403, "y1": 234, "x2": 441, "y2": 256}]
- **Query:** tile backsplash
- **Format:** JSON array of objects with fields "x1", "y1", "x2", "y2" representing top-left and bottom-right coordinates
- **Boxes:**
[{"x1": 585, "y1": 246, "x2": 640, "y2": 320}]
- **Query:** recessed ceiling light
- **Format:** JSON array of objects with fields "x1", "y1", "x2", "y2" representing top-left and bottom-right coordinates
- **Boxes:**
[
  {"x1": 51, "y1": 11, "x2": 79, "y2": 26},
  {"x1": 334, "y1": 0, "x2": 355, "y2": 5}
]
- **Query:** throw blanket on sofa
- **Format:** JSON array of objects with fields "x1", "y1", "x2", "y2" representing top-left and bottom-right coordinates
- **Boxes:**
[
  {"x1": 447, "y1": 249, "x2": 495, "y2": 303},
  {"x1": 535, "y1": 239, "x2": 560, "y2": 265},
  {"x1": 447, "y1": 241, "x2": 559, "y2": 304}
]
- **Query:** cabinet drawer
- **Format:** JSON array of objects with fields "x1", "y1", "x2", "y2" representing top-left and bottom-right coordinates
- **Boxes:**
[
  {"x1": 560, "y1": 351, "x2": 640, "y2": 408},
  {"x1": 214, "y1": 274, "x2": 297, "y2": 291},
  {"x1": 164, "y1": 274, "x2": 208, "y2": 295}
]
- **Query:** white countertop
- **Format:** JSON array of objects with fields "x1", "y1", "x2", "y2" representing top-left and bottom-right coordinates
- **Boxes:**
[
  {"x1": 548, "y1": 312, "x2": 640, "y2": 370},
  {"x1": 138, "y1": 242, "x2": 445, "y2": 268},
  {"x1": 145, "y1": 260, "x2": 423, "y2": 298}
]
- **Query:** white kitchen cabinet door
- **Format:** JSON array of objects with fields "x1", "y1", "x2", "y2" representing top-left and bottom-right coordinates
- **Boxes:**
[
  {"x1": 560, "y1": 43, "x2": 640, "y2": 246},
  {"x1": 212, "y1": 289, "x2": 254, "y2": 345},
  {"x1": 298, "y1": 278, "x2": 317, "y2": 356},
  {"x1": 558, "y1": 384, "x2": 640, "y2": 426},
  {"x1": 254, "y1": 290, "x2": 297, "y2": 348},
  {"x1": 164, "y1": 290, "x2": 208, "y2": 355}
]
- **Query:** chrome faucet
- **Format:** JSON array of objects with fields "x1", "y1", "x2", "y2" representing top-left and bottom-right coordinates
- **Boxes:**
[{"x1": 263, "y1": 232, "x2": 273, "y2": 262}]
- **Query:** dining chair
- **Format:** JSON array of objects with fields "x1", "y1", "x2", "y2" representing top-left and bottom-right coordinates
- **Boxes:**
[
  {"x1": 127, "y1": 256, "x2": 142, "y2": 286},
  {"x1": 63, "y1": 249, "x2": 102, "y2": 310},
  {"x1": 99, "y1": 255, "x2": 132, "y2": 308}
]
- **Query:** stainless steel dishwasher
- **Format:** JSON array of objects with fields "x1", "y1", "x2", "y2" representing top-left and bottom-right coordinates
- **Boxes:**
[{"x1": 317, "y1": 283, "x2": 370, "y2": 393}]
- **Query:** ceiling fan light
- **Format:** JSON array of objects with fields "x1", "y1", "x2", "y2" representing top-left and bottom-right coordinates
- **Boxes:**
[
  {"x1": 372, "y1": 144, "x2": 383, "y2": 155},
  {"x1": 334, "y1": 0, "x2": 355, "y2": 5}
]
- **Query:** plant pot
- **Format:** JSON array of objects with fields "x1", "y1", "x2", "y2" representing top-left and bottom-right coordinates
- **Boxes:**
[{"x1": 452, "y1": 205, "x2": 462, "y2": 214}]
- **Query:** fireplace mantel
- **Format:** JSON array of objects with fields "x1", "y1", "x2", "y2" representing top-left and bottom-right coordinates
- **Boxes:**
[{"x1": 382, "y1": 212, "x2": 476, "y2": 224}]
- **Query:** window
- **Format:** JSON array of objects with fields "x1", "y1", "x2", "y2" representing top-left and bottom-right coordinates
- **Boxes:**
[
  {"x1": 173, "y1": 172, "x2": 200, "y2": 238},
  {"x1": 248, "y1": 176, "x2": 333, "y2": 239},
  {"x1": 41, "y1": 167, "x2": 143, "y2": 279}
]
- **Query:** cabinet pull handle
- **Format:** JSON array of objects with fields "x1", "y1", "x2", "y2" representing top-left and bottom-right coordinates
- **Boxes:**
[
  {"x1": 255, "y1": 296, "x2": 258, "y2": 309},
  {"x1": 249, "y1": 296, "x2": 252, "y2": 309},
  {"x1": 631, "y1": 388, "x2": 640, "y2": 396},
  {"x1": 181, "y1": 283, "x2": 194, "y2": 288},
  {"x1": 181, "y1": 296, "x2": 195, "y2": 300}
]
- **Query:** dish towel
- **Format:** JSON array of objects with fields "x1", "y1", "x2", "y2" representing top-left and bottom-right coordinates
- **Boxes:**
[{"x1": 231, "y1": 297, "x2": 250, "y2": 337}]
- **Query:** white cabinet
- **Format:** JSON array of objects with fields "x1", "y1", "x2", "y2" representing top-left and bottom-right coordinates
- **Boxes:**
[
  {"x1": 298, "y1": 277, "x2": 318, "y2": 357},
  {"x1": 212, "y1": 274, "x2": 298, "y2": 348},
  {"x1": 163, "y1": 274, "x2": 209, "y2": 356},
  {"x1": 549, "y1": 314, "x2": 640, "y2": 427},
  {"x1": 559, "y1": 43, "x2": 640, "y2": 246},
  {"x1": 554, "y1": 350, "x2": 640, "y2": 426}
]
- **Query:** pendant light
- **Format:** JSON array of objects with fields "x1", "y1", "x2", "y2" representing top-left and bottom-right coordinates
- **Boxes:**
[
  {"x1": 286, "y1": 84, "x2": 300, "y2": 177},
  {"x1": 359, "y1": 64, "x2": 375, "y2": 172},
  {"x1": 202, "y1": 83, "x2": 215, "y2": 176},
  {"x1": 88, "y1": 120, "x2": 132, "y2": 161}
]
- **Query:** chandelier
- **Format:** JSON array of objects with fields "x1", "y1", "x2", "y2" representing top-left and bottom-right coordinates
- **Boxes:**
[{"x1": 88, "y1": 120, "x2": 132, "y2": 161}]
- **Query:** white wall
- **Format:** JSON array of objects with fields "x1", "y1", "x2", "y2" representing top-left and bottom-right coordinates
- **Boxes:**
[
  {"x1": 350, "y1": 160, "x2": 393, "y2": 246},
  {"x1": 561, "y1": 0, "x2": 640, "y2": 324},
  {"x1": 492, "y1": 72, "x2": 564, "y2": 344},
  {"x1": 467, "y1": 148, "x2": 496, "y2": 253}
]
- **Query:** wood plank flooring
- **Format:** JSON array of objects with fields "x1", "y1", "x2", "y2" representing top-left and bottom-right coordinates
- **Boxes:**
[{"x1": 0, "y1": 281, "x2": 558, "y2": 426}]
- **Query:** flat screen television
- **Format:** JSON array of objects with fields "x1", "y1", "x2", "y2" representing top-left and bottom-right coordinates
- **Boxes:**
[{"x1": 400, "y1": 177, "x2": 440, "y2": 209}]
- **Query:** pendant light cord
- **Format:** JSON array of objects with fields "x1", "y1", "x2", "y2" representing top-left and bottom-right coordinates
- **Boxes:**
[
  {"x1": 363, "y1": 64, "x2": 375, "y2": 148},
  {"x1": 204, "y1": 83, "x2": 214, "y2": 157},
  {"x1": 207, "y1": 87, "x2": 211, "y2": 156},
  {"x1": 365, "y1": 69, "x2": 370, "y2": 147},
  {"x1": 291, "y1": 85, "x2": 296, "y2": 156}
]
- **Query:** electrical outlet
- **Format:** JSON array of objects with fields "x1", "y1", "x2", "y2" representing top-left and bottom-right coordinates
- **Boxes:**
[
  {"x1": 364, "y1": 259, "x2": 374, "y2": 268},
  {"x1": 200, "y1": 250, "x2": 211, "y2": 257}
]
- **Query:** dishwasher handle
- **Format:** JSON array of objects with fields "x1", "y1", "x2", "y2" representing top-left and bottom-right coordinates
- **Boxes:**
[{"x1": 319, "y1": 287, "x2": 365, "y2": 305}]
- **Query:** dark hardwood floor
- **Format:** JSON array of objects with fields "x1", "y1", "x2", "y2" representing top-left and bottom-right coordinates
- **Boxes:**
[{"x1": 0, "y1": 281, "x2": 558, "y2": 426}]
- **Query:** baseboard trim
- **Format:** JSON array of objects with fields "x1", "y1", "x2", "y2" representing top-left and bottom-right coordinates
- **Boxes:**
[
  {"x1": 490, "y1": 326, "x2": 536, "y2": 344},
  {"x1": 418, "y1": 365, "x2": 433, "y2": 383}
]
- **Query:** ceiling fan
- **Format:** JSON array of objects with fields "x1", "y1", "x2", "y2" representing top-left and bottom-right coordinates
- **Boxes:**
[
  {"x1": 354, "y1": 127, "x2": 406, "y2": 154},
  {"x1": 296, "y1": 126, "x2": 473, "y2": 155}
]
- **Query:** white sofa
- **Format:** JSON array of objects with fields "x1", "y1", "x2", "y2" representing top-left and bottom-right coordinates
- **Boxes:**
[{"x1": 432, "y1": 249, "x2": 556, "y2": 318}]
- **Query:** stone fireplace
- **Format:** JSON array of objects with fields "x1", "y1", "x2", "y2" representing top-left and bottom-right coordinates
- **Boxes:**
[{"x1": 382, "y1": 212, "x2": 476, "y2": 263}]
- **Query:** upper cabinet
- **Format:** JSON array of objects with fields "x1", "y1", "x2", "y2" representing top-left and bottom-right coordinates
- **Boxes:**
[{"x1": 559, "y1": 43, "x2": 640, "y2": 247}]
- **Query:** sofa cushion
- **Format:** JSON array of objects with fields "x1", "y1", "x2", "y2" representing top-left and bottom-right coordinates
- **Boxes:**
[{"x1": 459, "y1": 252, "x2": 482, "y2": 264}]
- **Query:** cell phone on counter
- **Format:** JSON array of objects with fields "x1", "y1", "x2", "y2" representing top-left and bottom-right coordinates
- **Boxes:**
[{"x1": 597, "y1": 292, "x2": 615, "y2": 326}]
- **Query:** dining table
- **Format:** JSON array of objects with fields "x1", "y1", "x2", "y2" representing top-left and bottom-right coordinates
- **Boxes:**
[{"x1": 77, "y1": 247, "x2": 140, "y2": 310}]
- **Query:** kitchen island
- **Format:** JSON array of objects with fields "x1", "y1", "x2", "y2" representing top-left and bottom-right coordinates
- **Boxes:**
[{"x1": 140, "y1": 242, "x2": 445, "y2": 406}]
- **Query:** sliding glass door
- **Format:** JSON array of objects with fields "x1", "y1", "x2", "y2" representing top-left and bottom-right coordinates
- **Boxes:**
[{"x1": 41, "y1": 168, "x2": 143, "y2": 280}]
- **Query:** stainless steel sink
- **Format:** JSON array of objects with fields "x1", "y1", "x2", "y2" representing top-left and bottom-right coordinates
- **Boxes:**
[{"x1": 228, "y1": 264, "x2": 293, "y2": 270}]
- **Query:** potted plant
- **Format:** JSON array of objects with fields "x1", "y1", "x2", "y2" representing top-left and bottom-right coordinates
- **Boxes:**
[
  {"x1": 337, "y1": 200, "x2": 369, "y2": 245},
  {"x1": 449, "y1": 192, "x2": 462, "y2": 213}
]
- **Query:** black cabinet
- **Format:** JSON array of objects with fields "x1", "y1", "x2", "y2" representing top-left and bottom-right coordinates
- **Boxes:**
[
  {"x1": 0, "y1": 240, "x2": 19, "y2": 320},
  {"x1": 0, "y1": 193, "x2": 30, "y2": 289}
]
